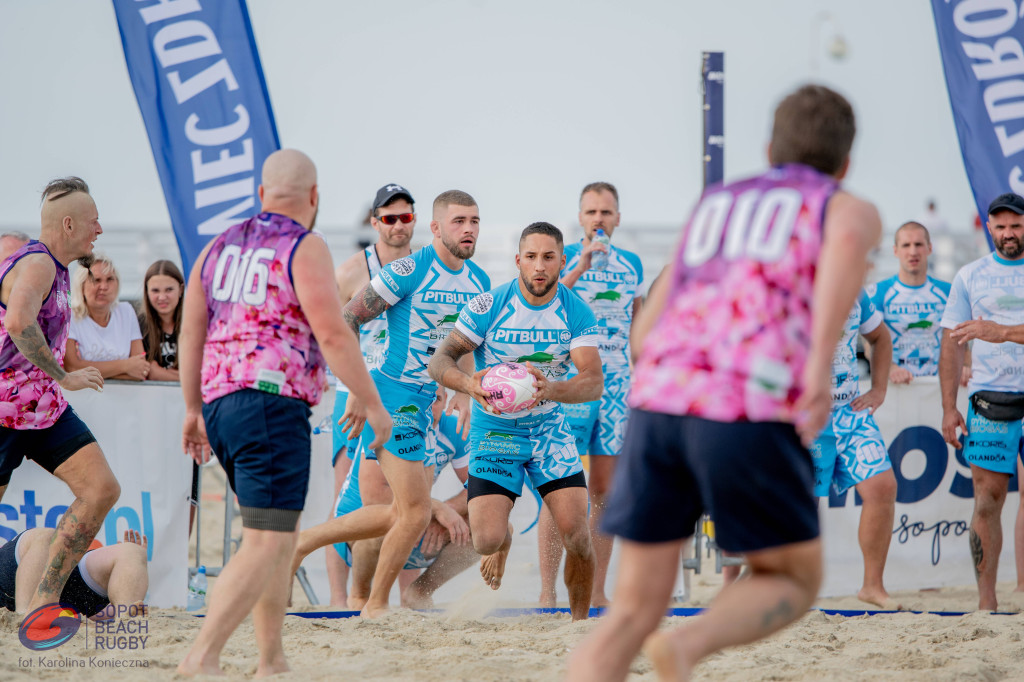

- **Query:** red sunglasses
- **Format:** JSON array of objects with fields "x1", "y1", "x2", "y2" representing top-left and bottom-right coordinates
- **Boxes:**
[{"x1": 377, "y1": 213, "x2": 414, "y2": 225}]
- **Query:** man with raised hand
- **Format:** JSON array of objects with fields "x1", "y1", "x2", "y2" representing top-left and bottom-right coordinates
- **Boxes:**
[
  {"x1": 941, "y1": 192, "x2": 1024, "y2": 612},
  {"x1": 567, "y1": 84, "x2": 880, "y2": 681},
  {"x1": 538, "y1": 181, "x2": 643, "y2": 609},
  {"x1": 429, "y1": 222, "x2": 602, "y2": 621},
  {"x1": 0, "y1": 177, "x2": 115, "y2": 618},
  {"x1": 325, "y1": 183, "x2": 416, "y2": 605},
  {"x1": 177, "y1": 149, "x2": 391, "y2": 676},
  {"x1": 314, "y1": 189, "x2": 489, "y2": 618}
]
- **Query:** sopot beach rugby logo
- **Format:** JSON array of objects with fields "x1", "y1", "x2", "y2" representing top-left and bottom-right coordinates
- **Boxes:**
[{"x1": 19, "y1": 604, "x2": 82, "y2": 651}]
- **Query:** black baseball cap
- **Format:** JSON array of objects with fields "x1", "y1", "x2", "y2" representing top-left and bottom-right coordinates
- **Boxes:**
[
  {"x1": 372, "y1": 184, "x2": 414, "y2": 211},
  {"x1": 988, "y1": 192, "x2": 1024, "y2": 216}
]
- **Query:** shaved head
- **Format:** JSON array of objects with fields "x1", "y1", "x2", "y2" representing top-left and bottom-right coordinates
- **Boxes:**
[
  {"x1": 34, "y1": 176, "x2": 101, "y2": 265},
  {"x1": 258, "y1": 149, "x2": 319, "y2": 228},
  {"x1": 41, "y1": 190, "x2": 96, "y2": 234},
  {"x1": 261, "y1": 149, "x2": 317, "y2": 201}
]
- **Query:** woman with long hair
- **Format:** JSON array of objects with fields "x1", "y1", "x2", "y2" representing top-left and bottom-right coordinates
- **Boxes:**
[
  {"x1": 65, "y1": 254, "x2": 148, "y2": 380},
  {"x1": 140, "y1": 260, "x2": 184, "y2": 382}
]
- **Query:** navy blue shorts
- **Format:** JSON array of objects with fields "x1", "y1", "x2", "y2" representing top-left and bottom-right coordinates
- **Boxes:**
[
  {"x1": 0, "y1": 407, "x2": 96, "y2": 486},
  {"x1": 601, "y1": 410, "x2": 819, "y2": 553},
  {"x1": 203, "y1": 390, "x2": 313, "y2": 513}
]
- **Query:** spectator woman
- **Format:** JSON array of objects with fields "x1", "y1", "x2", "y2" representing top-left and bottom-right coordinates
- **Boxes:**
[
  {"x1": 139, "y1": 260, "x2": 184, "y2": 382},
  {"x1": 64, "y1": 254, "x2": 148, "y2": 381}
]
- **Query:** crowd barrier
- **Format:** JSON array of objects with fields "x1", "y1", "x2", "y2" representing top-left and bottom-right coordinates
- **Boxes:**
[{"x1": 2, "y1": 378, "x2": 1017, "y2": 607}]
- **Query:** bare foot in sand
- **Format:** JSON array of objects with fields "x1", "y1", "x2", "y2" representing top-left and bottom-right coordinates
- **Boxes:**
[
  {"x1": 539, "y1": 589, "x2": 557, "y2": 608},
  {"x1": 857, "y1": 587, "x2": 903, "y2": 610},
  {"x1": 643, "y1": 630, "x2": 696, "y2": 682},
  {"x1": 177, "y1": 652, "x2": 225, "y2": 677},
  {"x1": 591, "y1": 592, "x2": 610, "y2": 609},
  {"x1": 360, "y1": 601, "x2": 390, "y2": 619},
  {"x1": 255, "y1": 657, "x2": 290, "y2": 678},
  {"x1": 481, "y1": 529, "x2": 512, "y2": 590}
]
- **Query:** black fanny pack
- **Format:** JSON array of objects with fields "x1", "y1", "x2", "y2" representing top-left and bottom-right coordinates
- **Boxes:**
[{"x1": 971, "y1": 390, "x2": 1024, "y2": 421}]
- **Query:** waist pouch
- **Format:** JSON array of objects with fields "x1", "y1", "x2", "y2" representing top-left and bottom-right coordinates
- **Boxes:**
[{"x1": 970, "y1": 390, "x2": 1024, "y2": 421}]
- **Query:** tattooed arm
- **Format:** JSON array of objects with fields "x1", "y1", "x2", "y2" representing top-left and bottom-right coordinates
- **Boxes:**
[
  {"x1": 342, "y1": 283, "x2": 390, "y2": 337},
  {"x1": 428, "y1": 328, "x2": 492, "y2": 410},
  {"x1": 3, "y1": 255, "x2": 102, "y2": 392}
]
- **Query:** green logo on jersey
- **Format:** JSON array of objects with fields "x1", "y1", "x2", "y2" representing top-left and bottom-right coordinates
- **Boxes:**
[
  {"x1": 485, "y1": 431, "x2": 514, "y2": 440},
  {"x1": 396, "y1": 404, "x2": 420, "y2": 415},
  {"x1": 997, "y1": 295, "x2": 1024, "y2": 310},
  {"x1": 437, "y1": 313, "x2": 460, "y2": 326},
  {"x1": 373, "y1": 330, "x2": 387, "y2": 341},
  {"x1": 516, "y1": 352, "x2": 554, "y2": 364},
  {"x1": 906, "y1": 320, "x2": 933, "y2": 330},
  {"x1": 591, "y1": 290, "x2": 622, "y2": 303}
]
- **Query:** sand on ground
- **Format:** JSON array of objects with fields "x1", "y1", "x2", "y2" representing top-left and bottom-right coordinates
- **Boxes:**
[{"x1": 3, "y1": 467, "x2": 1023, "y2": 681}]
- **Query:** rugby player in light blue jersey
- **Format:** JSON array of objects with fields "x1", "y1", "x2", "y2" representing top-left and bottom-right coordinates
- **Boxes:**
[
  {"x1": 942, "y1": 192, "x2": 1024, "y2": 612},
  {"x1": 868, "y1": 221, "x2": 970, "y2": 385},
  {"x1": 323, "y1": 183, "x2": 415, "y2": 606},
  {"x1": 539, "y1": 181, "x2": 644, "y2": 608},
  {"x1": 297, "y1": 190, "x2": 490, "y2": 618},
  {"x1": 429, "y1": 222, "x2": 604, "y2": 621},
  {"x1": 810, "y1": 289, "x2": 898, "y2": 609}
]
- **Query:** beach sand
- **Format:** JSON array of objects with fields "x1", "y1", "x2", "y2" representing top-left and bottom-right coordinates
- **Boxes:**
[{"x1": 4, "y1": 467, "x2": 1024, "y2": 681}]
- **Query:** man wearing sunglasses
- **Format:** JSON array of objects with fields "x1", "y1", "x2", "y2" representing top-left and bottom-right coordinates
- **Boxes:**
[
  {"x1": 323, "y1": 184, "x2": 416, "y2": 606},
  {"x1": 300, "y1": 190, "x2": 490, "y2": 618}
]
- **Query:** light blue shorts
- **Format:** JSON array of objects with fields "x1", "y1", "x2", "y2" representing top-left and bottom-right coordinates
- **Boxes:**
[
  {"x1": 426, "y1": 412, "x2": 470, "y2": 471},
  {"x1": 811, "y1": 403, "x2": 891, "y2": 496},
  {"x1": 362, "y1": 371, "x2": 434, "y2": 463},
  {"x1": 331, "y1": 390, "x2": 362, "y2": 465},
  {"x1": 563, "y1": 372, "x2": 630, "y2": 456},
  {"x1": 962, "y1": 399, "x2": 1023, "y2": 475},
  {"x1": 470, "y1": 408, "x2": 583, "y2": 496}
]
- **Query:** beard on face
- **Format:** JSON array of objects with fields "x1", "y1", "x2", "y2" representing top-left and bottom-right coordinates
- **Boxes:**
[
  {"x1": 441, "y1": 232, "x2": 475, "y2": 260},
  {"x1": 383, "y1": 230, "x2": 412, "y2": 249},
  {"x1": 76, "y1": 254, "x2": 95, "y2": 268},
  {"x1": 998, "y1": 235, "x2": 1023, "y2": 259},
  {"x1": 521, "y1": 272, "x2": 556, "y2": 298}
]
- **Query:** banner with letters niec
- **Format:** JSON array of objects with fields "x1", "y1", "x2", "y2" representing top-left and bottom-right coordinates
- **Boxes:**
[
  {"x1": 931, "y1": 0, "x2": 1024, "y2": 248},
  {"x1": 113, "y1": 0, "x2": 280, "y2": 274}
]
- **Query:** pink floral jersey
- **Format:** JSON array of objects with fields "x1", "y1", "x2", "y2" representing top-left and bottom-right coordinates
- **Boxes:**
[
  {"x1": 0, "y1": 241, "x2": 71, "y2": 429},
  {"x1": 200, "y1": 213, "x2": 326, "y2": 406},
  {"x1": 630, "y1": 164, "x2": 837, "y2": 423}
]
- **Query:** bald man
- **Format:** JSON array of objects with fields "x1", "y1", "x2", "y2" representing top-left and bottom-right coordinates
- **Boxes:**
[
  {"x1": 0, "y1": 177, "x2": 115, "y2": 618},
  {"x1": 177, "y1": 149, "x2": 392, "y2": 677}
]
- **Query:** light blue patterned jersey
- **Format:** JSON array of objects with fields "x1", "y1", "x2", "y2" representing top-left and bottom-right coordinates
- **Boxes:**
[
  {"x1": 941, "y1": 253, "x2": 1024, "y2": 393},
  {"x1": 867, "y1": 275, "x2": 950, "y2": 378},
  {"x1": 562, "y1": 242, "x2": 643, "y2": 375},
  {"x1": 455, "y1": 280, "x2": 600, "y2": 419},
  {"x1": 370, "y1": 244, "x2": 490, "y2": 387},
  {"x1": 335, "y1": 246, "x2": 389, "y2": 393},
  {"x1": 831, "y1": 289, "x2": 883, "y2": 406}
]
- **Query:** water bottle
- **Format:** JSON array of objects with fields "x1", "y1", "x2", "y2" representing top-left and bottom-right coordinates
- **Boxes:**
[
  {"x1": 187, "y1": 566, "x2": 207, "y2": 611},
  {"x1": 311, "y1": 413, "x2": 333, "y2": 435},
  {"x1": 591, "y1": 229, "x2": 610, "y2": 271}
]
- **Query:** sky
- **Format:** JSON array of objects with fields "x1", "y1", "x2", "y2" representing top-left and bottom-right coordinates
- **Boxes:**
[{"x1": 0, "y1": 0, "x2": 975, "y2": 245}]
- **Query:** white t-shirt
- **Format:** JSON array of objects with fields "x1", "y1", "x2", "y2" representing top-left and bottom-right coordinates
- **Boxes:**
[{"x1": 69, "y1": 301, "x2": 142, "y2": 361}]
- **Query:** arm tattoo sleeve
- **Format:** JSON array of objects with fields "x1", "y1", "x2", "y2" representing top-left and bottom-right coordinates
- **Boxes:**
[
  {"x1": 429, "y1": 329, "x2": 478, "y2": 385},
  {"x1": 10, "y1": 322, "x2": 66, "y2": 382},
  {"x1": 343, "y1": 284, "x2": 390, "y2": 335}
]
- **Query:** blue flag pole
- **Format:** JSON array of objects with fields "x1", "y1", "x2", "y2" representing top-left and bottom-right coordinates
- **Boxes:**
[{"x1": 702, "y1": 52, "x2": 724, "y2": 189}]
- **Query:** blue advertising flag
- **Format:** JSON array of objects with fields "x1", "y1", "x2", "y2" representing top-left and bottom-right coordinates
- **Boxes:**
[
  {"x1": 930, "y1": 1, "x2": 1024, "y2": 249},
  {"x1": 113, "y1": 0, "x2": 280, "y2": 273}
]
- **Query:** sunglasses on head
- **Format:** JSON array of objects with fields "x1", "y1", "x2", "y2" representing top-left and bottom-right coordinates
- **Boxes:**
[{"x1": 377, "y1": 213, "x2": 414, "y2": 225}]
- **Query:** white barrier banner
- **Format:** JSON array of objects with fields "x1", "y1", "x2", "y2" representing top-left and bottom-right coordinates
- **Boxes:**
[
  {"x1": 2, "y1": 382, "x2": 191, "y2": 608},
  {"x1": 820, "y1": 377, "x2": 1020, "y2": 597}
]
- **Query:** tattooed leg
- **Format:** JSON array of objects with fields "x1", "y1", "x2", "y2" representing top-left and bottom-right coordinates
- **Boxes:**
[{"x1": 26, "y1": 442, "x2": 119, "y2": 613}]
